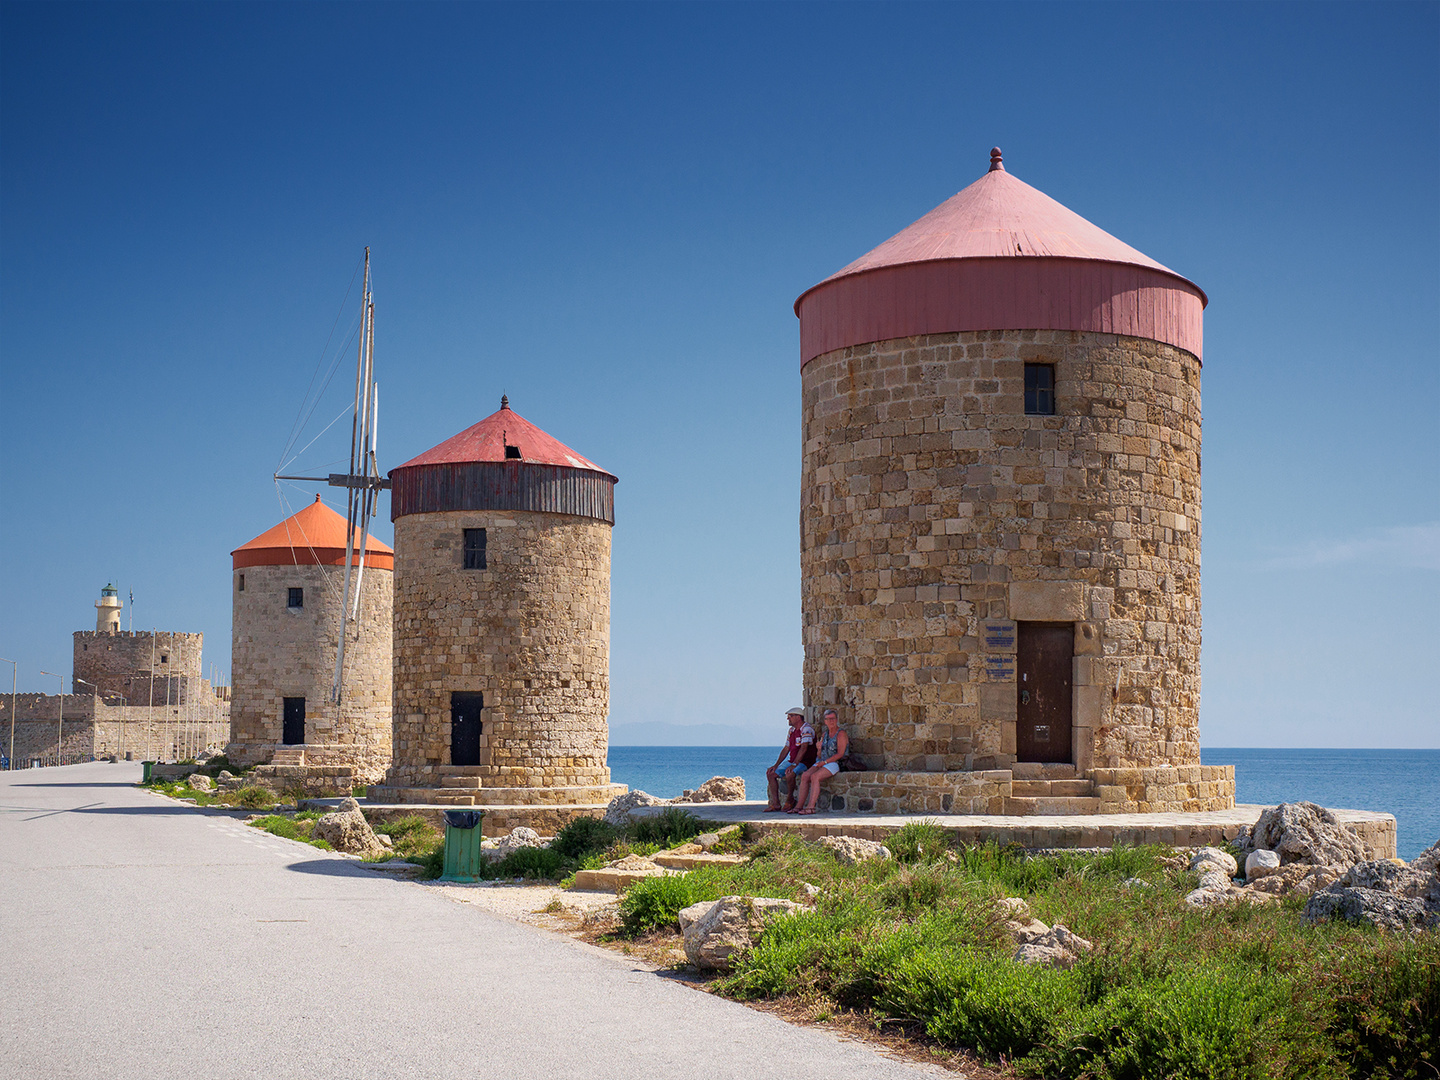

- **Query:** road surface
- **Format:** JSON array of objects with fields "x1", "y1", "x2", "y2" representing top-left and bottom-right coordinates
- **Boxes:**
[{"x1": 0, "y1": 762, "x2": 943, "y2": 1080}]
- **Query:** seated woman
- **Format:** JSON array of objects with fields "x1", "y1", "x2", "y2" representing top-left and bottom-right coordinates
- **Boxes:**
[{"x1": 792, "y1": 708, "x2": 846, "y2": 815}]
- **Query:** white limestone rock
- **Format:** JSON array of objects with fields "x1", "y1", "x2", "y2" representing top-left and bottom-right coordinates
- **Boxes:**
[
  {"x1": 994, "y1": 896, "x2": 1031, "y2": 919},
  {"x1": 673, "y1": 776, "x2": 746, "y2": 803},
  {"x1": 187, "y1": 773, "x2": 214, "y2": 793},
  {"x1": 1248, "y1": 802, "x2": 1368, "y2": 870},
  {"x1": 817, "y1": 835, "x2": 892, "y2": 866},
  {"x1": 1189, "y1": 847, "x2": 1239, "y2": 878},
  {"x1": 313, "y1": 798, "x2": 387, "y2": 858},
  {"x1": 493, "y1": 827, "x2": 545, "y2": 859},
  {"x1": 681, "y1": 896, "x2": 802, "y2": 970},
  {"x1": 1006, "y1": 918, "x2": 1052, "y2": 945},
  {"x1": 602, "y1": 790, "x2": 669, "y2": 826},
  {"x1": 1013, "y1": 925, "x2": 1093, "y2": 969},
  {"x1": 1245, "y1": 849, "x2": 1281, "y2": 881}
]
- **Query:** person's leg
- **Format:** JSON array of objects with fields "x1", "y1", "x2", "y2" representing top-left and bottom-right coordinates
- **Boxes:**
[
  {"x1": 788, "y1": 769, "x2": 810, "y2": 812},
  {"x1": 766, "y1": 766, "x2": 781, "y2": 810},
  {"x1": 801, "y1": 764, "x2": 836, "y2": 812},
  {"x1": 784, "y1": 764, "x2": 806, "y2": 809}
]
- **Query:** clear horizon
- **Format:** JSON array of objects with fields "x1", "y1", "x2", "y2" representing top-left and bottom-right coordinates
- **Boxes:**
[{"x1": 2, "y1": 3, "x2": 1436, "y2": 749}]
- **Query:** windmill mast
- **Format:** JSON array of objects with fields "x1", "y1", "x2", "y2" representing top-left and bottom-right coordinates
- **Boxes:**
[{"x1": 274, "y1": 248, "x2": 389, "y2": 704}]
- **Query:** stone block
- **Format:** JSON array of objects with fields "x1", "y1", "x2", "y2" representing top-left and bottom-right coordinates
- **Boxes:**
[{"x1": 1008, "y1": 581, "x2": 1085, "y2": 622}]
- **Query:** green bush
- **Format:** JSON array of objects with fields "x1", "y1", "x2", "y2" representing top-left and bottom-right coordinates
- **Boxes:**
[
  {"x1": 619, "y1": 874, "x2": 698, "y2": 935},
  {"x1": 887, "y1": 819, "x2": 951, "y2": 864},
  {"x1": 248, "y1": 813, "x2": 332, "y2": 851},
  {"x1": 624, "y1": 807, "x2": 714, "y2": 848},
  {"x1": 492, "y1": 845, "x2": 571, "y2": 881},
  {"x1": 1327, "y1": 933, "x2": 1440, "y2": 1079},
  {"x1": 231, "y1": 786, "x2": 276, "y2": 810},
  {"x1": 552, "y1": 816, "x2": 618, "y2": 859}
]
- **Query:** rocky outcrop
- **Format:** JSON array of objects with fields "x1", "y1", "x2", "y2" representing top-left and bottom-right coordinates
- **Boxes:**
[
  {"x1": 1302, "y1": 840, "x2": 1440, "y2": 931},
  {"x1": 674, "y1": 776, "x2": 746, "y2": 803},
  {"x1": 817, "y1": 835, "x2": 892, "y2": 866},
  {"x1": 1246, "y1": 802, "x2": 1369, "y2": 869},
  {"x1": 1189, "y1": 847, "x2": 1238, "y2": 878},
  {"x1": 313, "y1": 798, "x2": 387, "y2": 858},
  {"x1": 679, "y1": 896, "x2": 802, "y2": 970},
  {"x1": 602, "y1": 790, "x2": 668, "y2": 825}
]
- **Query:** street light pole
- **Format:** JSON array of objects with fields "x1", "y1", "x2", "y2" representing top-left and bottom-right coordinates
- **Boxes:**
[
  {"x1": 39, "y1": 670, "x2": 63, "y2": 767},
  {"x1": 0, "y1": 658, "x2": 15, "y2": 770},
  {"x1": 73, "y1": 678, "x2": 119, "y2": 761}
]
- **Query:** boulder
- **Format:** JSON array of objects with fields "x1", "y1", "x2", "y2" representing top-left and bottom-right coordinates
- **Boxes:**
[
  {"x1": 1189, "y1": 847, "x2": 1238, "y2": 878},
  {"x1": 607, "y1": 853, "x2": 662, "y2": 872},
  {"x1": 1197, "y1": 868, "x2": 1232, "y2": 891},
  {"x1": 1006, "y1": 918, "x2": 1052, "y2": 945},
  {"x1": 492, "y1": 827, "x2": 544, "y2": 859},
  {"x1": 1245, "y1": 849, "x2": 1281, "y2": 881},
  {"x1": 1409, "y1": 840, "x2": 1440, "y2": 905},
  {"x1": 217, "y1": 770, "x2": 235, "y2": 781},
  {"x1": 1303, "y1": 885, "x2": 1434, "y2": 932},
  {"x1": 1248, "y1": 802, "x2": 1368, "y2": 870},
  {"x1": 1184, "y1": 883, "x2": 1237, "y2": 908},
  {"x1": 1013, "y1": 925, "x2": 1093, "y2": 969},
  {"x1": 602, "y1": 790, "x2": 669, "y2": 826},
  {"x1": 1339, "y1": 860, "x2": 1415, "y2": 894},
  {"x1": 680, "y1": 896, "x2": 802, "y2": 970},
  {"x1": 187, "y1": 773, "x2": 215, "y2": 793},
  {"x1": 994, "y1": 896, "x2": 1030, "y2": 919},
  {"x1": 673, "y1": 776, "x2": 746, "y2": 803},
  {"x1": 800, "y1": 883, "x2": 822, "y2": 904},
  {"x1": 817, "y1": 835, "x2": 891, "y2": 866},
  {"x1": 313, "y1": 798, "x2": 387, "y2": 858}
]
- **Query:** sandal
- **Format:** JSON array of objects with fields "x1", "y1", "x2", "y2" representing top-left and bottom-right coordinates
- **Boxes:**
[
  {"x1": 763, "y1": 804, "x2": 783, "y2": 812},
  {"x1": 797, "y1": 807, "x2": 816, "y2": 815}
]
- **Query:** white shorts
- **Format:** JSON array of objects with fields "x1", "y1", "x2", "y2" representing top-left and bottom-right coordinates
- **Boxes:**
[{"x1": 820, "y1": 762, "x2": 840, "y2": 776}]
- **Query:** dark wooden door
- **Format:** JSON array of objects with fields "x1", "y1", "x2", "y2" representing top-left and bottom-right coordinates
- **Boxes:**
[
  {"x1": 1016, "y1": 623, "x2": 1073, "y2": 763},
  {"x1": 282, "y1": 697, "x2": 305, "y2": 745},
  {"x1": 451, "y1": 692, "x2": 484, "y2": 767}
]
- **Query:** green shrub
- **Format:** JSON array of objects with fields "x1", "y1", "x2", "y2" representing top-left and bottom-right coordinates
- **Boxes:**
[
  {"x1": 492, "y1": 845, "x2": 571, "y2": 881},
  {"x1": 624, "y1": 808, "x2": 714, "y2": 848},
  {"x1": 248, "y1": 813, "x2": 332, "y2": 851},
  {"x1": 552, "y1": 815, "x2": 618, "y2": 859},
  {"x1": 231, "y1": 786, "x2": 276, "y2": 810},
  {"x1": 619, "y1": 874, "x2": 698, "y2": 935},
  {"x1": 1327, "y1": 933, "x2": 1440, "y2": 1079},
  {"x1": 888, "y1": 819, "x2": 951, "y2": 864},
  {"x1": 379, "y1": 814, "x2": 444, "y2": 862}
]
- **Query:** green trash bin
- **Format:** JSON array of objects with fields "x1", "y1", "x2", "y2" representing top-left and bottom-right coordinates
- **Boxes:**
[
  {"x1": 141, "y1": 761, "x2": 155, "y2": 783},
  {"x1": 440, "y1": 810, "x2": 486, "y2": 881}
]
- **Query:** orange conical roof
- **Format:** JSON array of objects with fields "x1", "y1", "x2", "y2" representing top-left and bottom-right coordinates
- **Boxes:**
[
  {"x1": 232, "y1": 495, "x2": 394, "y2": 570},
  {"x1": 396, "y1": 397, "x2": 614, "y2": 479}
]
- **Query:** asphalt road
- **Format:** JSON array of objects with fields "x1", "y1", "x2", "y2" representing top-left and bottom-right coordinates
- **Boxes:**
[{"x1": 0, "y1": 763, "x2": 943, "y2": 1080}]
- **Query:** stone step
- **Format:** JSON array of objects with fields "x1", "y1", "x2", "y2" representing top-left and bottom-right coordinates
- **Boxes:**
[
  {"x1": 1004, "y1": 796, "x2": 1102, "y2": 816},
  {"x1": 1010, "y1": 762, "x2": 1078, "y2": 780},
  {"x1": 441, "y1": 776, "x2": 484, "y2": 788},
  {"x1": 270, "y1": 749, "x2": 306, "y2": 766},
  {"x1": 1011, "y1": 779, "x2": 1095, "y2": 798},
  {"x1": 433, "y1": 794, "x2": 476, "y2": 806},
  {"x1": 364, "y1": 784, "x2": 626, "y2": 807}
]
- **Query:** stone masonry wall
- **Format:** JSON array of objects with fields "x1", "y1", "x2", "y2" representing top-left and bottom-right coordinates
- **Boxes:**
[
  {"x1": 801, "y1": 329, "x2": 1204, "y2": 782},
  {"x1": 387, "y1": 509, "x2": 612, "y2": 791},
  {"x1": 73, "y1": 630, "x2": 205, "y2": 706},
  {"x1": 227, "y1": 562, "x2": 392, "y2": 783}
]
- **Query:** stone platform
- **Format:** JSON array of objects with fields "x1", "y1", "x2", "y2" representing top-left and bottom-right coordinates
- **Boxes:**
[
  {"x1": 311, "y1": 798, "x2": 613, "y2": 837},
  {"x1": 627, "y1": 802, "x2": 1399, "y2": 860}
]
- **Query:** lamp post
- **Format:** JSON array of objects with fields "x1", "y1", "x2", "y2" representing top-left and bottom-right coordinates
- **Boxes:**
[
  {"x1": 73, "y1": 678, "x2": 123, "y2": 761},
  {"x1": 39, "y1": 670, "x2": 63, "y2": 767},
  {"x1": 0, "y1": 658, "x2": 15, "y2": 770}
]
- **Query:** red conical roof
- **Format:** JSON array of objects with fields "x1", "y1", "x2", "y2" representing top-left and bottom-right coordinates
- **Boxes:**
[
  {"x1": 795, "y1": 148, "x2": 1207, "y2": 364},
  {"x1": 396, "y1": 398, "x2": 614, "y2": 479},
  {"x1": 232, "y1": 495, "x2": 394, "y2": 570}
]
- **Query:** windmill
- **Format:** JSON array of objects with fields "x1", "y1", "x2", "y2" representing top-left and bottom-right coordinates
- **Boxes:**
[{"x1": 274, "y1": 249, "x2": 390, "y2": 704}]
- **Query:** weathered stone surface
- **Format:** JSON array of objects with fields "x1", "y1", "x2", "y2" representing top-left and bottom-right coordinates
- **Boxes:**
[
  {"x1": 607, "y1": 853, "x2": 662, "y2": 872},
  {"x1": 1189, "y1": 847, "x2": 1238, "y2": 877},
  {"x1": 817, "y1": 836, "x2": 892, "y2": 865},
  {"x1": 1303, "y1": 886, "x2": 1433, "y2": 932},
  {"x1": 603, "y1": 790, "x2": 668, "y2": 826},
  {"x1": 492, "y1": 826, "x2": 544, "y2": 859},
  {"x1": 1248, "y1": 802, "x2": 1369, "y2": 869},
  {"x1": 1339, "y1": 860, "x2": 1413, "y2": 894},
  {"x1": 1006, "y1": 918, "x2": 1052, "y2": 945},
  {"x1": 652, "y1": 852, "x2": 747, "y2": 870},
  {"x1": 313, "y1": 797, "x2": 387, "y2": 857},
  {"x1": 1014, "y1": 925, "x2": 1093, "y2": 969},
  {"x1": 800, "y1": 883, "x2": 822, "y2": 903},
  {"x1": 1184, "y1": 884, "x2": 1237, "y2": 908},
  {"x1": 994, "y1": 896, "x2": 1030, "y2": 919},
  {"x1": 674, "y1": 777, "x2": 745, "y2": 803},
  {"x1": 187, "y1": 773, "x2": 214, "y2": 793},
  {"x1": 1245, "y1": 849, "x2": 1281, "y2": 881},
  {"x1": 681, "y1": 896, "x2": 803, "y2": 970}
]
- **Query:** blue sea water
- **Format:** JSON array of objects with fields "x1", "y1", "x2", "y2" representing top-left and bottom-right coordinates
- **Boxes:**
[{"x1": 606, "y1": 745, "x2": 1439, "y2": 860}]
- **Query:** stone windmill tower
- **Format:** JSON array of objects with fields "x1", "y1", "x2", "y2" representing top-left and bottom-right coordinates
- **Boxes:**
[
  {"x1": 371, "y1": 397, "x2": 626, "y2": 822},
  {"x1": 792, "y1": 148, "x2": 1233, "y2": 815},
  {"x1": 227, "y1": 495, "x2": 394, "y2": 785}
]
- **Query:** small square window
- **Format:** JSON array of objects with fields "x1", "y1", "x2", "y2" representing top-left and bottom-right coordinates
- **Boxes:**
[
  {"x1": 1024, "y1": 363, "x2": 1056, "y2": 416},
  {"x1": 288, "y1": 587, "x2": 304, "y2": 609},
  {"x1": 238, "y1": 574, "x2": 245, "y2": 592},
  {"x1": 463, "y1": 528, "x2": 487, "y2": 570},
  {"x1": 160, "y1": 655, "x2": 168, "y2": 665}
]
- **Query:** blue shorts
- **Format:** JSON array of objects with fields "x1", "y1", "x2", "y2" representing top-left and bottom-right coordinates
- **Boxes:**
[{"x1": 775, "y1": 760, "x2": 808, "y2": 779}]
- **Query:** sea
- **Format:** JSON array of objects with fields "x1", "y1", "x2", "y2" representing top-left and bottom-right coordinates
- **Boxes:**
[{"x1": 605, "y1": 745, "x2": 1439, "y2": 860}]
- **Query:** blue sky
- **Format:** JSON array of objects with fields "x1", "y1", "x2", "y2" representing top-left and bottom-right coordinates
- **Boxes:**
[{"x1": 1, "y1": 3, "x2": 1435, "y2": 748}]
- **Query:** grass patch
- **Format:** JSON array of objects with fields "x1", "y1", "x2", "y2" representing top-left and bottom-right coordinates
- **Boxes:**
[{"x1": 248, "y1": 813, "x2": 332, "y2": 851}]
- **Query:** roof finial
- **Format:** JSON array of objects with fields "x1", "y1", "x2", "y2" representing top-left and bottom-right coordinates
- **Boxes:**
[
  {"x1": 500, "y1": 394, "x2": 509, "y2": 410},
  {"x1": 314, "y1": 493, "x2": 322, "y2": 503},
  {"x1": 989, "y1": 147, "x2": 1004, "y2": 173}
]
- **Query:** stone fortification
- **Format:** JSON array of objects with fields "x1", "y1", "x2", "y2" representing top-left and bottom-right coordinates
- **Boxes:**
[
  {"x1": 226, "y1": 561, "x2": 392, "y2": 784},
  {"x1": 0, "y1": 694, "x2": 228, "y2": 765},
  {"x1": 375, "y1": 508, "x2": 620, "y2": 804},
  {"x1": 73, "y1": 630, "x2": 207, "y2": 706}
]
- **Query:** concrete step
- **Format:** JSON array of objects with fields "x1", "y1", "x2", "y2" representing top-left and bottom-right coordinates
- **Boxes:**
[
  {"x1": 1011, "y1": 779, "x2": 1095, "y2": 798},
  {"x1": 1010, "y1": 762, "x2": 1078, "y2": 780},
  {"x1": 1004, "y1": 796, "x2": 1102, "y2": 816}
]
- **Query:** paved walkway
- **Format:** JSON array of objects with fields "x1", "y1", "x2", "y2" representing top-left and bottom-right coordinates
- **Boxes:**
[{"x1": 0, "y1": 763, "x2": 943, "y2": 1080}]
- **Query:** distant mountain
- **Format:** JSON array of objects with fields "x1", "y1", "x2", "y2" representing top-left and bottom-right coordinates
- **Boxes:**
[{"x1": 608, "y1": 720, "x2": 773, "y2": 747}]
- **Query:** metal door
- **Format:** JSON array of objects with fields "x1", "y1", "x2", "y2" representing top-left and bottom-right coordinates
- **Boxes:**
[
  {"x1": 282, "y1": 697, "x2": 305, "y2": 745},
  {"x1": 1016, "y1": 624, "x2": 1073, "y2": 763},
  {"x1": 450, "y1": 692, "x2": 484, "y2": 767}
]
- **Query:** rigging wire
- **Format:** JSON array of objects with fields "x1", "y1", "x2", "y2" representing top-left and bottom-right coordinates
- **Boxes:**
[
  {"x1": 277, "y1": 404, "x2": 355, "y2": 476},
  {"x1": 279, "y1": 313, "x2": 364, "y2": 471},
  {"x1": 278, "y1": 254, "x2": 365, "y2": 469}
]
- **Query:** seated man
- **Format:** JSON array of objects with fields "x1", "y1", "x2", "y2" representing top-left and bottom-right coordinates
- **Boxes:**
[{"x1": 765, "y1": 707, "x2": 813, "y2": 812}]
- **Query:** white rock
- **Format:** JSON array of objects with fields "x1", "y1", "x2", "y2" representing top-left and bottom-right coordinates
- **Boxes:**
[
  {"x1": 1189, "y1": 847, "x2": 1238, "y2": 877},
  {"x1": 602, "y1": 790, "x2": 669, "y2": 826},
  {"x1": 1198, "y1": 868, "x2": 1232, "y2": 891},
  {"x1": 1245, "y1": 849, "x2": 1281, "y2": 881},
  {"x1": 493, "y1": 827, "x2": 544, "y2": 859},
  {"x1": 313, "y1": 800, "x2": 387, "y2": 858},
  {"x1": 672, "y1": 776, "x2": 746, "y2": 803},
  {"x1": 994, "y1": 896, "x2": 1030, "y2": 919},
  {"x1": 681, "y1": 896, "x2": 802, "y2": 970},
  {"x1": 817, "y1": 836, "x2": 892, "y2": 866},
  {"x1": 1006, "y1": 918, "x2": 1051, "y2": 944},
  {"x1": 800, "y1": 883, "x2": 822, "y2": 903},
  {"x1": 187, "y1": 773, "x2": 214, "y2": 793}
]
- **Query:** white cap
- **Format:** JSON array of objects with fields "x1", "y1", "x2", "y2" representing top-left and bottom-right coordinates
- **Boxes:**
[{"x1": 786, "y1": 706, "x2": 805, "y2": 716}]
